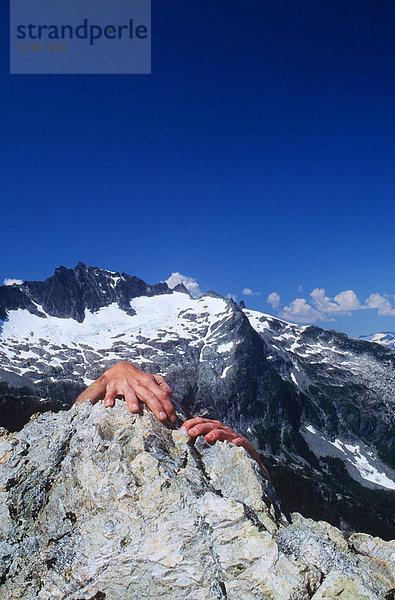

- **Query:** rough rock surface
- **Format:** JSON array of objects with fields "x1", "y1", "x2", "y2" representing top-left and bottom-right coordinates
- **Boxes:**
[{"x1": 0, "y1": 402, "x2": 393, "y2": 600}]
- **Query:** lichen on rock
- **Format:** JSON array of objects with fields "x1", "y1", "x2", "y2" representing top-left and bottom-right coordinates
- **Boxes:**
[{"x1": 0, "y1": 401, "x2": 393, "y2": 599}]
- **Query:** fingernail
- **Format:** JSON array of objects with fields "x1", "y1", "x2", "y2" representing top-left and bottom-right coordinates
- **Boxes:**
[
  {"x1": 170, "y1": 415, "x2": 177, "y2": 423},
  {"x1": 190, "y1": 428, "x2": 197, "y2": 434},
  {"x1": 207, "y1": 433, "x2": 214, "y2": 440},
  {"x1": 159, "y1": 412, "x2": 167, "y2": 420},
  {"x1": 104, "y1": 399, "x2": 110, "y2": 407}
]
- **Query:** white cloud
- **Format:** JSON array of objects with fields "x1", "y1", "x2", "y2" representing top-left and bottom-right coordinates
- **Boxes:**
[
  {"x1": 3, "y1": 278, "x2": 23, "y2": 286},
  {"x1": 280, "y1": 298, "x2": 327, "y2": 324},
  {"x1": 310, "y1": 288, "x2": 342, "y2": 314},
  {"x1": 365, "y1": 293, "x2": 395, "y2": 317},
  {"x1": 242, "y1": 287, "x2": 261, "y2": 296},
  {"x1": 270, "y1": 287, "x2": 395, "y2": 324},
  {"x1": 267, "y1": 292, "x2": 280, "y2": 310},
  {"x1": 165, "y1": 272, "x2": 202, "y2": 298},
  {"x1": 309, "y1": 288, "x2": 362, "y2": 315},
  {"x1": 334, "y1": 290, "x2": 361, "y2": 311}
]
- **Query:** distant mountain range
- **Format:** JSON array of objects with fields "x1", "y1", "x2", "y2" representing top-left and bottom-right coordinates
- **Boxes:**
[
  {"x1": 359, "y1": 331, "x2": 395, "y2": 350},
  {"x1": 0, "y1": 263, "x2": 394, "y2": 539}
]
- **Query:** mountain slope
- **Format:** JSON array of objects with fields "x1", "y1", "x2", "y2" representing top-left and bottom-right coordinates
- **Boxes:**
[
  {"x1": 0, "y1": 264, "x2": 394, "y2": 538},
  {"x1": 245, "y1": 310, "x2": 394, "y2": 469}
]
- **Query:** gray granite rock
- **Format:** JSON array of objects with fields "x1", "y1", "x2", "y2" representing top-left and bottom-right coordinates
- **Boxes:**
[{"x1": 0, "y1": 401, "x2": 393, "y2": 599}]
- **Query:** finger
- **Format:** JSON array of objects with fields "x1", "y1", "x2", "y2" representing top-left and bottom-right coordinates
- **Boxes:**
[
  {"x1": 211, "y1": 429, "x2": 238, "y2": 442},
  {"x1": 138, "y1": 375, "x2": 176, "y2": 422},
  {"x1": 184, "y1": 422, "x2": 216, "y2": 436},
  {"x1": 149, "y1": 378, "x2": 176, "y2": 423},
  {"x1": 104, "y1": 392, "x2": 117, "y2": 408},
  {"x1": 154, "y1": 389, "x2": 177, "y2": 423},
  {"x1": 204, "y1": 429, "x2": 236, "y2": 443},
  {"x1": 123, "y1": 386, "x2": 140, "y2": 414},
  {"x1": 153, "y1": 374, "x2": 173, "y2": 397},
  {"x1": 76, "y1": 379, "x2": 105, "y2": 404},
  {"x1": 180, "y1": 417, "x2": 222, "y2": 431},
  {"x1": 186, "y1": 423, "x2": 230, "y2": 439},
  {"x1": 232, "y1": 437, "x2": 253, "y2": 451},
  {"x1": 134, "y1": 384, "x2": 170, "y2": 422},
  {"x1": 104, "y1": 380, "x2": 121, "y2": 407},
  {"x1": 205, "y1": 429, "x2": 221, "y2": 442},
  {"x1": 232, "y1": 437, "x2": 248, "y2": 446}
]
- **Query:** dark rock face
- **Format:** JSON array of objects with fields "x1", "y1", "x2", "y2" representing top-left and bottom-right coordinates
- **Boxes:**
[
  {"x1": 0, "y1": 263, "x2": 174, "y2": 323},
  {"x1": 0, "y1": 285, "x2": 42, "y2": 321},
  {"x1": 249, "y1": 318, "x2": 395, "y2": 466},
  {"x1": 0, "y1": 264, "x2": 394, "y2": 539}
]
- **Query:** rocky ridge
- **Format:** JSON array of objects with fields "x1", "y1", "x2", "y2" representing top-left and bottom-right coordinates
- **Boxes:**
[
  {"x1": 0, "y1": 401, "x2": 393, "y2": 600},
  {"x1": 0, "y1": 262, "x2": 175, "y2": 323}
]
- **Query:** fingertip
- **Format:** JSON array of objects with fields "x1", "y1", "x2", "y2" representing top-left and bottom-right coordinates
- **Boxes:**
[
  {"x1": 232, "y1": 438, "x2": 245, "y2": 446},
  {"x1": 159, "y1": 411, "x2": 167, "y2": 421}
]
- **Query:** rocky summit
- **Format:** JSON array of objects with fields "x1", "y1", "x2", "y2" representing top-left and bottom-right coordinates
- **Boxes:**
[
  {"x1": 0, "y1": 401, "x2": 394, "y2": 600},
  {"x1": 0, "y1": 264, "x2": 394, "y2": 538}
]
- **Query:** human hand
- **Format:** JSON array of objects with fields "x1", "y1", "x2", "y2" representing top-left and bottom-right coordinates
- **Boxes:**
[
  {"x1": 180, "y1": 417, "x2": 264, "y2": 469},
  {"x1": 75, "y1": 361, "x2": 176, "y2": 423}
]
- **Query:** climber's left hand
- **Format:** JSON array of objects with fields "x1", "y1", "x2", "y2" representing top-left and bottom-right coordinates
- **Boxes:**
[{"x1": 180, "y1": 417, "x2": 262, "y2": 464}]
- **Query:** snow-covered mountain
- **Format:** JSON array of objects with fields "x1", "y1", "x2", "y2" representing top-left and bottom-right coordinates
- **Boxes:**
[
  {"x1": 0, "y1": 263, "x2": 394, "y2": 538},
  {"x1": 359, "y1": 332, "x2": 395, "y2": 350}
]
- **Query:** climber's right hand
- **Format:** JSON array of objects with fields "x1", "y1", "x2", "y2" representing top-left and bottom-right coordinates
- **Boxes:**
[{"x1": 75, "y1": 361, "x2": 176, "y2": 424}]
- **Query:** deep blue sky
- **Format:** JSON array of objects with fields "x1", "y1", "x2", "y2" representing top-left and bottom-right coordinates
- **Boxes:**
[{"x1": 1, "y1": 1, "x2": 394, "y2": 337}]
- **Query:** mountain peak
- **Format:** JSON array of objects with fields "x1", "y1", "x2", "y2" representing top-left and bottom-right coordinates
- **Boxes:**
[{"x1": 0, "y1": 264, "x2": 175, "y2": 323}]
